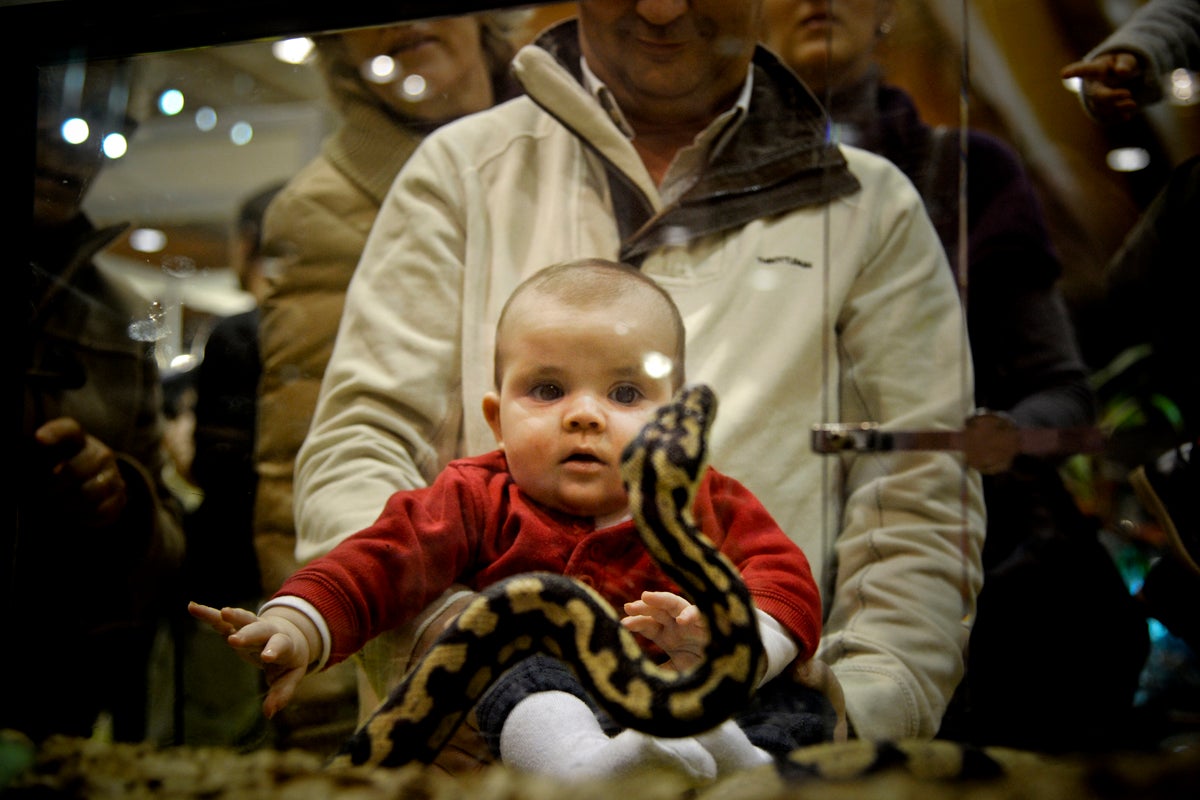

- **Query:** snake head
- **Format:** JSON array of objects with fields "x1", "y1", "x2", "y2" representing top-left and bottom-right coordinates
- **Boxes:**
[{"x1": 620, "y1": 383, "x2": 718, "y2": 490}]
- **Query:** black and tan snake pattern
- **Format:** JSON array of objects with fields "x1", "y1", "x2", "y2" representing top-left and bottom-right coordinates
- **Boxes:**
[{"x1": 329, "y1": 383, "x2": 765, "y2": 769}]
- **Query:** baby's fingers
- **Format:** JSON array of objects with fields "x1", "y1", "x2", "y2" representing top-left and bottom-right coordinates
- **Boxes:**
[
  {"x1": 674, "y1": 603, "x2": 706, "y2": 630},
  {"x1": 188, "y1": 601, "x2": 222, "y2": 626},
  {"x1": 220, "y1": 606, "x2": 261, "y2": 628},
  {"x1": 622, "y1": 613, "x2": 662, "y2": 635},
  {"x1": 638, "y1": 590, "x2": 692, "y2": 618},
  {"x1": 189, "y1": 601, "x2": 243, "y2": 637},
  {"x1": 262, "y1": 665, "x2": 305, "y2": 719}
]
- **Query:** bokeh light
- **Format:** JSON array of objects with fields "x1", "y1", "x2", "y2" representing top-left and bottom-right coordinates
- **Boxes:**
[{"x1": 61, "y1": 117, "x2": 89, "y2": 144}]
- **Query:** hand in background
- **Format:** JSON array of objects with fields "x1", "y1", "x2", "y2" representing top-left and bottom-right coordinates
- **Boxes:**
[
  {"x1": 1061, "y1": 50, "x2": 1146, "y2": 123},
  {"x1": 35, "y1": 416, "x2": 127, "y2": 528}
]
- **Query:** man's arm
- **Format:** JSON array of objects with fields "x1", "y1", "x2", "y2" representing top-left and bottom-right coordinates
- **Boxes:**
[
  {"x1": 819, "y1": 153, "x2": 986, "y2": 740},
  {"x1": 292, "y1": 139, "x2": 469, "y2": 561}
]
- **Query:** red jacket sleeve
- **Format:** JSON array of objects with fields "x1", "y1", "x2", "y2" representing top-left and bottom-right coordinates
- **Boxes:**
[
  {"x1": 272, "y1": 460, "x2": 497, "y2": 665},
  {"x1": 697, "y1": 469, "x2": 823, "y2": 660}
]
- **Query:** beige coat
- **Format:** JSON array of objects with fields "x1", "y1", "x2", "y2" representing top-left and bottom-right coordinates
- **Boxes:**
[
  {"x1": 253, "y1": 47, "x2": 421, "y2": 594},
  {"x1": 294, "y1": 28, "x2": 984, "y2": 740}
]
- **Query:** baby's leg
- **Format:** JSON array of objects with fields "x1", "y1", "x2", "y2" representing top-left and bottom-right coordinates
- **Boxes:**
[{"x1": 498, "y1": 690, "x2": 717, "y2": 782}]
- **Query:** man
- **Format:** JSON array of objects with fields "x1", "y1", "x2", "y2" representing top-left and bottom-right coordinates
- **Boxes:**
[
  {"x1": 296, "y1": 0, "x2": 984, "y2": 743},
  {"x1": 9, "y1": 59, "x2": 184, "y2": 743}
]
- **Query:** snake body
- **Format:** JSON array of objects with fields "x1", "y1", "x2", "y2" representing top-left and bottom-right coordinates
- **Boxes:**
[{"x1": 329, "y1": 384, "x2": 764, "y2": 769}]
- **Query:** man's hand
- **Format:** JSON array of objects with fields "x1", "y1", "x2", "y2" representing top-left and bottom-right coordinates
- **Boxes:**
[
  {"x1": 622, "y1": 590, "x2": 709, "y2": 672},
  {"x1": 792, "y1": 658, "x2": 849, "y2": 742},
  {"x1": 188, "y1": 601, "x2": 313, "y2": 717},
  {"x1": 35, "y1": 416, "x2": 127, "y2": 528},
  {"x1": 1061, "y1": 50, "x2": 1146, "y2": 124}
]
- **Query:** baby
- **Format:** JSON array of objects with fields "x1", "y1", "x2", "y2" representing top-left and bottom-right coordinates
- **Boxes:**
[{"x1": 191, "y1": 258, "x2": 829, "y2": 780}]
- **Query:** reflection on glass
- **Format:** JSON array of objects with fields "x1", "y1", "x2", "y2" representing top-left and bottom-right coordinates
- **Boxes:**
[{"x1": 11, "y1": 0, "x2": 1200, "y2": 776}]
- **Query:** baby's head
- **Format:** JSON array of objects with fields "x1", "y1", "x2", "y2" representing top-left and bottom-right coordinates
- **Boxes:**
[{"x1": 483, "y1": 259, "x2": 686, "y2": 519}]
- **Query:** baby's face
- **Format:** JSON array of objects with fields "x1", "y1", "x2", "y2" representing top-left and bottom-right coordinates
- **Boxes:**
[{"x1": 483, "y1": 294, "x2": 679, "y2": 518}]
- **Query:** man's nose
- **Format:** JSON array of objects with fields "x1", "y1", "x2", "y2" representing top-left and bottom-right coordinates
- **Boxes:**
[
  {"x1": 564, "y1": 394, "x2": 605, "y2": 431},
  {"x1": 637, "y1": 0, "x2": 689, "y2": 27}
]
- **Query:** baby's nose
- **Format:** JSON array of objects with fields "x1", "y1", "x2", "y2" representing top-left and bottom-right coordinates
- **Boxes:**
[{"x1": 564, "y1": 395, "x2": 604, "y2": 430}]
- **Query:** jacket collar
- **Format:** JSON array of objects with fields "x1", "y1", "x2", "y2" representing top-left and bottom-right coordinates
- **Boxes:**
[
  {"x1": 517, "y1": 19, "x2": 861, "y2": 262},
  {"x1": 322, "y1": 96, "x2": 425, "y2": 205}
]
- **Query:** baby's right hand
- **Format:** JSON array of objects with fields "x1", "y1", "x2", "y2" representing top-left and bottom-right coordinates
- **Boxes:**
[{"x1": 187, "y1": 601, "x2": 311, "y2": 717}]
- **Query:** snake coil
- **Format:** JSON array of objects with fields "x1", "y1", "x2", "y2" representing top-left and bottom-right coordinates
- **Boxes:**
[{"x1": 329, "y1": 384, "x2": 763, "y2": 769}]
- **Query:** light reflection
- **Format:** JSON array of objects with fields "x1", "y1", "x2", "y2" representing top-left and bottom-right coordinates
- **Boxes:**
[
  {"x1": 61, "y1": 117, "x2": 89, "y2": 144},
  {"x1": 127, "y1": 300, "x2": 170, "y2": 343},
  {"x1": 401, "y1": 73, "x2": 427, "y2": 100},
  {"x1": 364, "y1": 55, "x2": 397, "y2": 84},
  {"x1": 1106, "y1": 147, "x2": 1151, "y2": 172},
  {"x1": 158, "y1": 89, "x2": 184, "y2": 116},
  {"x1": 229, "y1": 121, "x2": 253, "y2": 145},
  {"x1": 194, "y1": 106, "x2": 217, "y2": 131},
  {"x1": 102, "y1": 132, "x2": 127, "y2": 159},
  {"x1": 161, "y1": 255, "x2": 197, "y2": 279},
  {"x1": 170, "y1": 353, "x2": 198, "y2": 372},
  {"x1": 272, "y1": 36, "x2": 315, "y2": 65},
  {"x1": 128, "y1": 228, "x2": 167, "y2": 253},
  {"x1": 642, "y1": 351, "x2": 673, "y2": 380},
  {"x1": 1168, "y1": 68, "x2": 1198, "y2": 105}
]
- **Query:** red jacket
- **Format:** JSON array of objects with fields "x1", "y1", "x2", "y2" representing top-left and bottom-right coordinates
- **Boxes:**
[{"x1": 277, "y1": 450, "x2": 821, "y2": 667}]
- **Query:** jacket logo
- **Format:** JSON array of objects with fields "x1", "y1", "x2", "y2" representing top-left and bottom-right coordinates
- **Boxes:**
[{"x1": 757, "y1": 255, "x2": 812, "y2": 269}]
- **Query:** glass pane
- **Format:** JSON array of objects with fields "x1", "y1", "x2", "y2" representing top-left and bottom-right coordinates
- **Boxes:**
[{"x1": 9, "y1": 0, "x2": 1199, "y2": 778}]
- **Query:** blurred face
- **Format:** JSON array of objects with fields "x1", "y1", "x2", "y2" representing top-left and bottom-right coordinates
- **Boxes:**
[
  {"x1": 579, "y1": 0, "x2": 763, "y2": 130},
  {"x1": 34, "y1": 62, "x2": 134, "y2": 227},
  {"x1": 761, "y1": 0, "x2": 893, "y2": 94},
  {"x1": 483, "y1": 291, "x2": 679, "y2": 518},
  {"x1": 339, "y1": 16, "x2": 494, "y2": 122}
]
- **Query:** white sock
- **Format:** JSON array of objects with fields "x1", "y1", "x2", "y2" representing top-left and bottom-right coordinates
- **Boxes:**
[
  {"x1": 498, "y1": 691, "x2": 717, "y2": 782},
  {"x1": 695, "y1": 719, "x2": 774, "y2": 772}
]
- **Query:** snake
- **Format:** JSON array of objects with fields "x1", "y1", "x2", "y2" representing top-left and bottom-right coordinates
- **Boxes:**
[{"x1": 328, "y1": 383, "x2": 765, "y2": 769}]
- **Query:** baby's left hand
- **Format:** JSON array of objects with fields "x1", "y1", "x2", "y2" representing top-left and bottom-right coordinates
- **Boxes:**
[{"x1": 622, "y1": 590, "x2": 709, "y2": 672}]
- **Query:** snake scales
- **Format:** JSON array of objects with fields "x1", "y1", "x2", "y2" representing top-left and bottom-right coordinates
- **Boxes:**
[
  {"x1": 326, "y1": 383, "x2": 1003, "y2": 786},
  {"x1": 328, "y1": 383, "x2": 765, "y2": 769}
]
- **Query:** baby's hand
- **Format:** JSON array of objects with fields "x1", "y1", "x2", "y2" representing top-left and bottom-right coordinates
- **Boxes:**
[
  {"x1": 187, "y1": 601, "x2": 310, "y2": 717},
  {"x1": 622, "y1": 590, "x2": 709, "y2": 672}
]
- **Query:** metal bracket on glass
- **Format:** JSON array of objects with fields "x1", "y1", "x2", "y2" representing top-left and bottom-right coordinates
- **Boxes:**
[{"x1": 811, "y1": 411, "x2": 1108, "y2": 475}]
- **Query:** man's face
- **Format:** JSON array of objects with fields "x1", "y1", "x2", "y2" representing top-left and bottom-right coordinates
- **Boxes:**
[{"x1": 579, "y1": 0, "x2": 763, "y2": 128}]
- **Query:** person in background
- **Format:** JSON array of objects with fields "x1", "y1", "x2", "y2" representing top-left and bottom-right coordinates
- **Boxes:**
[
  {"x1": 174, "y1": 183, "x2": 283, "y2": 748},
  {"x1": 187, "y1": 182, "x2": 282, "y2": 611},
  {"x1": 251, "y1": 13, "x2": 528, "y2": 757},
  {"x1": 760, "y1": 0, "x2": 1149, "y2": 751},
  {"x1": 1061, "y1": 0, "x2": 1200, "y2": 684},
  {"x1": 7, "y1": 59, "x2": 184, "y2": 744},
  {"x1": 294, "y1": 0, "x2": 984, "y2": 746},
  {"x1": 194, "y1": 258, "x2": 831, "y2": 782},
  {"x1": 1060, "y1": 0, "x2": 1200, "y2": 125}
]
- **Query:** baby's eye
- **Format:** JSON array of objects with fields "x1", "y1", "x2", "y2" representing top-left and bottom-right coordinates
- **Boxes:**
[
  {"x1": 530, "y1": 383, "x2": 563, "y2": 402},
  {"x1": 610, "y1": 384, "x2": 644, "y2": 405}
]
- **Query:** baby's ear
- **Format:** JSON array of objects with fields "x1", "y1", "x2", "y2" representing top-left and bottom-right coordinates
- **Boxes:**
[{"x1": 482, "y1": 392, "x2": 504, "y2": 447}]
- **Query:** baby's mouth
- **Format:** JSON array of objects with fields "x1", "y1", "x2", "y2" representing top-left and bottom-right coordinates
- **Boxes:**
[{"x1": 563, "y1": 452, "x2": 604, "y2": 465}]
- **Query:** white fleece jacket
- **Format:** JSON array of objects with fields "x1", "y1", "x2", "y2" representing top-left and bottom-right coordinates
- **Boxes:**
[{"x1": 294, "y1": 32, "x2": 985, "y2": 741}]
